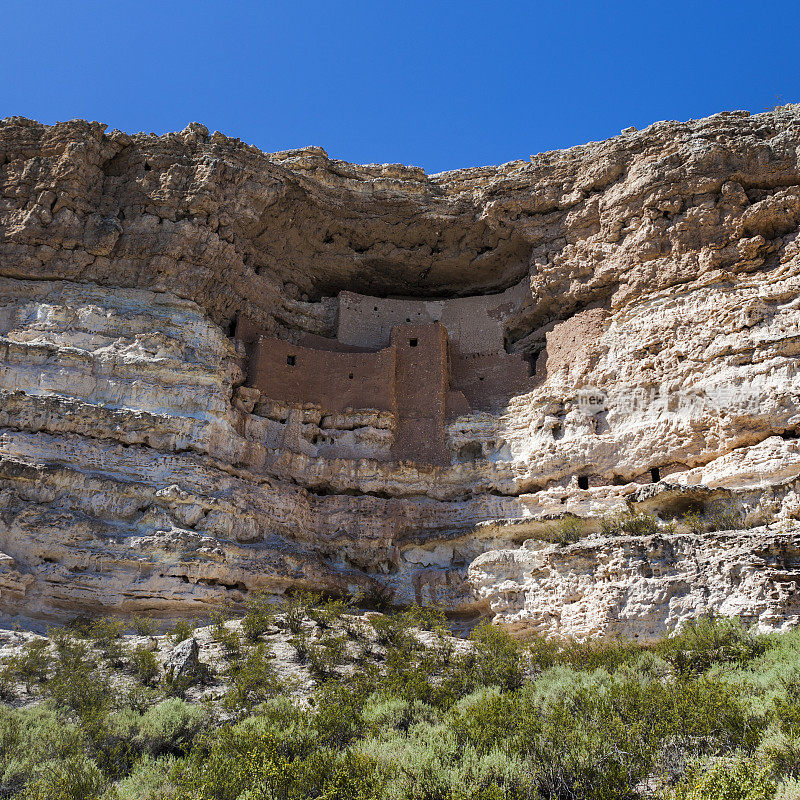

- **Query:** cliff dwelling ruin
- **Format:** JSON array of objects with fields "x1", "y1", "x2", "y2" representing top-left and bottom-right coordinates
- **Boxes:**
[{"x1": 235, "y1": 286, "x2": 533, "y2": 465}]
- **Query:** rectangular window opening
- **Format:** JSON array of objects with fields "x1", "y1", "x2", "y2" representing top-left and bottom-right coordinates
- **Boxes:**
[
  {"x1": 286, "y1": 355, "x2": 296, "y2": 366},
  {"x1": 409, "y1": 338, "x2": 418, "y2": 347}
]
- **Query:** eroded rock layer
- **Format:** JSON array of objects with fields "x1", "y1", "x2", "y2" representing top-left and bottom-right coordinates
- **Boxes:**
[{"x1": 3, "y1": 110, "x2": 800, "y2": 637}]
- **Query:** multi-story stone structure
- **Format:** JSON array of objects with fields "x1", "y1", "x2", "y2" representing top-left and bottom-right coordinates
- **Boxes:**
[{"x1": 236, "y1": 287, "x2": 532, "y2": 464}]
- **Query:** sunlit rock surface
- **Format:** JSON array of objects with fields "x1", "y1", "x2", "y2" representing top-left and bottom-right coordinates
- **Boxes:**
[{"x1": 2, "y1": 109, "x2": 800, "y2": 636}]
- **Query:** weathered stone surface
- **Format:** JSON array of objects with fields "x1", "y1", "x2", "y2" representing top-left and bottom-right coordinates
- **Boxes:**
[
  {"x1": 2, "y1": 109, "x2": 800, "y2": 637},
  {"x1": 468, "y1": 527, "x2": 800, "y2": 641},
  {"x1": 164, "y1": 637, "x2": 200, "y2": 684}
]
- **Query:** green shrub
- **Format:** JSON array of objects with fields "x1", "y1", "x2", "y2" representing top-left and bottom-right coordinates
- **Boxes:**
[
  {"x1": 45, "y1": 633, "x2": 111, "y2": 718},
  {"x1": 539, "y1": 515, "x2": 584, "y2": 545},
  {"x1": 308, "y1": 631, "x2": 348, "y2": 679},
  {"x1": 173, "y1": 718, "x2": 381, "y2": 800},
  {"x1": 3, "y1": 638, "x2": 51, "y2": 690},
  {"x1": 0, "y1": 705, "x2": 87, "y2": 794},
  {"x1": 670, "y1": 754, "x2": 776, "y2": 800},
  {"x1": 128, "y1": 644, "x2": 160, "y2": 686},
  {"x1": 169, "y1": 620, "x2": 195, "y2": 644},
  {"x1": 760, "y1": 725, "x2": 800, "y2": 780},
  {"x1": 681, "y1": 502, "x2": 744, "y2": 534},
  {"x1": 659, "y1": 617, "x2": 769, "y2": 676},
  {"x1": 139, "y1": 698, "x2": 207, "y2": 756},
  {"x1": 307, "y1": 596, "x2": 350, "y2": 629},
  {"x1": 601, "y1": 510, "x2": 659, "y2": 537},
  {"x1": 131, "y1": 615, "x2": 159, "y2": 636},
  {"x1": 18, "y1": 754, "x2": 106, "y2": 800},
  {"x1": 467, "y1": 622, "x2": 525, "y2": 691},
  {"x1": 369, "y1": 612, "x2": 413, "y2": 649},
  {"x1": 211, "y1": 616, "x2": 242, "y2": 658},
  {"x1": 110, "y1": 754, "x2": 178, "y2": 800},
  {"x1": 282, "y1": 591, "x2": 312, "y2": 634},
  {"x1": 225, "y1": 643, "x2": 282, "y2": 711},
  {"x1": 242, "y1": 590, "x2": 276, "y2": 641},
  {"x1": 776, "y1": 778, "x2": 800, "y2": 800}
]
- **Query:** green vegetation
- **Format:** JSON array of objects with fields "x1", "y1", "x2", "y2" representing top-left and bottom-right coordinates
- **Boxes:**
[{"x1": 1, "y1": 601, "x2": 799, "y2": 799}]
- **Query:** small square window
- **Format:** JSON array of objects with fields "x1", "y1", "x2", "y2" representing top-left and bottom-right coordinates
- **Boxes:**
[
  {"x1": 286, "y1": 355, "x2": 296, "y2": 366},
  {"x1": 349, "y1": 373, "x2": 354, "y2": 379},
  {"x1": 409, "y1": 338, "x2": 418, "y2": 347},
  {"x1": 577, "y1": 476, "x2": 589, "y2": 490}
]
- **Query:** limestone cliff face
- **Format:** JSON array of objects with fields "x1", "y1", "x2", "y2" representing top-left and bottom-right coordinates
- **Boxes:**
[{"x1": 2, "y1": 110, "x2": 800, "y2": 637}]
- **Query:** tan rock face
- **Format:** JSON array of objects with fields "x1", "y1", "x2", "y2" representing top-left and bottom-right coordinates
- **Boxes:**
[{"x1": 2, "y1": 109, "x2": 800, "y2": 637}]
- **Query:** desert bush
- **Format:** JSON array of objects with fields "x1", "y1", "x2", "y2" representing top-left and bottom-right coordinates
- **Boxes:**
[
  {"x1": 210, "y1": 613, "x2": 242, "y2": 658},
  {"x1": 760, "y1": 725, "x2": 800, "y2": 781},
  {"x1": 776, "y1": 778, "x2": 800, "y2": 800},
  {"x1": 3, "y1": 638, "x2": 51, "y2": 690},
  {"x1": 361, "y1": 694, "x2": 437, "y2": 735},
  {"x1": 704, "y1": 502, "x2": 743, "y2": 532},
  {"x1": 307, "y1": 596, "x2": 350, "y2": 629},
  {"x1": 282, "y1": 591, "x2": 311, "y2": 634},
  {"x1": 110, "y1": 754, "x2": 178, "y2": 800},
  {"x1": 539, "y1": 515, "x2": 584, "y2": 545},
  {"x1": 400, "y1": 603, "x2": 449, "y2": 632},
  {"x1": 0, "y1": 705, "x2": 90, "y2": 797},
  {"x1": 601, "y1": 510, "x2": 659, "y2": 537},
  {"x1": 360, "y1": 719, "x2": 534, "y2": 800},
  {"x1": 88, "y1": 616, "x2": 127, "y2": 651},
  {"x1": 370, "y1": 611, "x2": 414, "y2": 649},
  {"x1": 308, "y1": 630, "x2": 349, "y2": 679},
  {"x1": 169, "y1": 619, "x2": 194, "y2": 644},
  {"x1": 669, "y1": 753, "x2": 776, "y2": 800},
  {"x1": 467, "y1": 622, "x2": 525, "y2": 691},
  {"x1": 173, "y1": 717, "x2": 381, "y2": 800},
  {"x1": 138, "y1": 698, "x2": 207, "y2": 756},
  {"x1": 225, "y1": 642, "x2": 282, "y2": 711},
  {"x1": 659, "y1": 617, "x2": 769, "y2": 676},
  {"x1": 18, "y1": 753, "x2": 106, "y2": 800},
  {"x1": 45, "y1": 632, "x2": 112, "y2": 719},
  {"x1": 128, "y1": 644, "x2": 159, "y2": 686},
  {"x1": 681, "y1": 502, "x2": 744, "y2": 534},
  {"x1": 131, "y1": 615, "x2": 159, "y2": 636},
  {"x1": 242, "y1": 589, "x2": 276, "y2": 641}
]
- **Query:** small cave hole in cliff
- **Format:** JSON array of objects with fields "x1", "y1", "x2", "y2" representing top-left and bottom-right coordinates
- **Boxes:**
[
  {"x1": 287, "y1": 355, "x2": 296, "y2": 366},
  {"x1": 651, "y1": 467, "x2": 661, "y2": 483},
  {"x1": 458, "y1": 442, "x2": 483, "y2": 463},
  {"x1": 578, "y1": 476, "x2": 589, "y2": 490}
]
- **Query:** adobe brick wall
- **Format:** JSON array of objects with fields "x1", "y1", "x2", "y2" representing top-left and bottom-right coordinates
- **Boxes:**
[
  {"x1": 298, "y1": 332, "x2": 373, "y2": 353},
  {"x1": 337, "y1": 282, "x2": 526, "y2": 355},
  {"x1": 248, "y1": 335, "x2": 396, "y2": 413},
  {"x1": 390, "y1": 323, "x2": 449, "y2": 464},
  {"x1": 534, "y1": 308, "x2": 608, "y2": 382},
  {"x1": 451, "y1": 352, "x2": 532, "y2": 411}
]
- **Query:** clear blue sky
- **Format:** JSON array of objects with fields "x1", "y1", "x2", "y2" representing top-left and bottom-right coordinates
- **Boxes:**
[{"x1": 2, "y1": 1, "x2": 799, "y2": 173}]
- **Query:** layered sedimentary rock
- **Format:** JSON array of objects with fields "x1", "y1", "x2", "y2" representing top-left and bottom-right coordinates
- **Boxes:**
[{"x1": 2, "y1": 109, "x2": 800, "y2": 637}]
